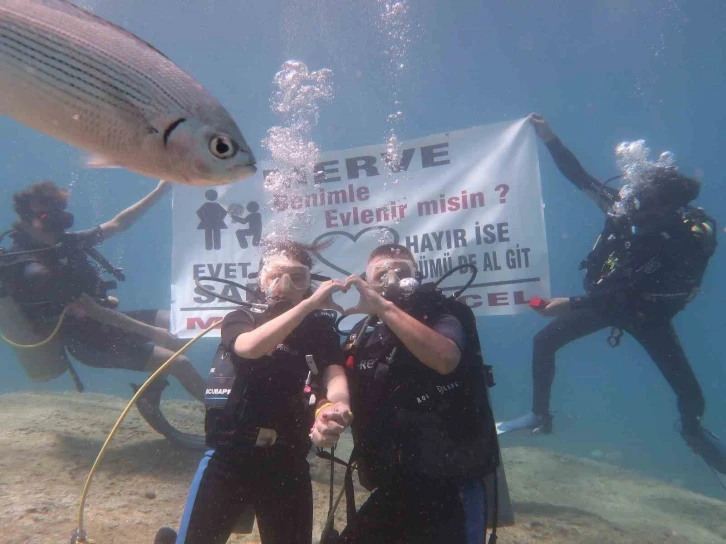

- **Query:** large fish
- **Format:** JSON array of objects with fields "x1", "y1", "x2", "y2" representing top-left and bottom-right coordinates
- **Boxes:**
[{"x1": 0, "y1": 0, "x2": 256, "y2": 186}]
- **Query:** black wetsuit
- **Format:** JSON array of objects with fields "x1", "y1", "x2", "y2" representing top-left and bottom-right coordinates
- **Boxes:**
[
  {"x1": 176, "y1": 308, "x2": 344, "y2": 544},
  {"x1": 6, "y1": 228, "x2": 156, "y2": 371},
  {"x1": 341, "y1": 301, "x2": 492, "y2": 544},
  {"x1": 533, "y1": 138, "x2": 716, "y2": 432}
]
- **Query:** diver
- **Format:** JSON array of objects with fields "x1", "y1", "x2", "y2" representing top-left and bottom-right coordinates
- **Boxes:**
[
  {"x1": 311, "y1": 244, "x2": 500, "y2": 543},
  {"x1": 496, "y1": 113, "x2": 726, "y2": 475},
  {"x1": 3, "y1": 179, "x2": 206, "y2": 401},
  {"x1": 159, "y1": 239, "x2": 350, "y2": 544}
]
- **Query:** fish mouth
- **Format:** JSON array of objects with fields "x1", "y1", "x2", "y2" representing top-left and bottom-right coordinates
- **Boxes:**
[
  {"x1": 184, "y1": 164, "x2": 257, "y2": 186},
  {"x1": 234, "y1": 164, "x2": 257, "y2": 179}
]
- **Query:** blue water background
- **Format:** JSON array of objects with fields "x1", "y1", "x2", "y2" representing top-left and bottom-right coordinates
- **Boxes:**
[{"x1": 2, "y1": 0, "x2": 725, "y2": 498}]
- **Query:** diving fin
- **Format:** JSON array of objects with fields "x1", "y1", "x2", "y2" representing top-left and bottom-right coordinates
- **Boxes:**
[
  {"x1": 682, "y1": 425, "x2": 726, "y2": 474},
  {"x1": 131, "y1": 379, "x2": 207, "y2": 452},
  {"x1": 495, "y1": 411, "x2": 552, "y2": 435}
]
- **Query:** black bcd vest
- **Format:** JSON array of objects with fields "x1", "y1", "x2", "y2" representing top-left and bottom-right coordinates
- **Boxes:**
[{"x1": 345, "y1": 284, "x2": 501, "y2": 486}]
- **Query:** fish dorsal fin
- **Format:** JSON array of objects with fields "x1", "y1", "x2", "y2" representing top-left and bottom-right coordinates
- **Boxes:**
[{"x1": 39, "y1": 0, "x2": 174, "y2": 63}]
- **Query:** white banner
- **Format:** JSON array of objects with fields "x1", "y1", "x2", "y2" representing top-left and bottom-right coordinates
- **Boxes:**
[{"x1": 170, "y1": 117, "x2": 550, "y2": 338}]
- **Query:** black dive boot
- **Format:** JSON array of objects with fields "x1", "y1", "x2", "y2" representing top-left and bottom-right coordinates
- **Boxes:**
[{"x1": 154, "y1": 526, "x2": 177, "y2": 544}]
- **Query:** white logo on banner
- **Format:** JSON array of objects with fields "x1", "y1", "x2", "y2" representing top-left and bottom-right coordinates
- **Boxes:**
[{"x1": 170, "y1": 118, "x2": 551, "y2": 337}]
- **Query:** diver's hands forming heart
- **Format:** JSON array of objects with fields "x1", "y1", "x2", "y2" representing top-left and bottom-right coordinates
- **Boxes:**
[
  {"x1": 341, "y1": 275, "x2": 390, "y2": 316},
  {"x1": 303, "y1": 279, "x2": 346, "y2": 315}
]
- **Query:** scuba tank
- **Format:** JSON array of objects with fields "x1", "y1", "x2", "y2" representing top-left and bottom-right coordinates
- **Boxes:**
[
  {"x1": 0, "y1": 233, "x2": 71, "y2": 382},
  {"x1": 0, "y1": 278, "x2": 71, "y2": 382},
  {"x1": 0, "y1": 226, "x2": 124, "y2": 388}
]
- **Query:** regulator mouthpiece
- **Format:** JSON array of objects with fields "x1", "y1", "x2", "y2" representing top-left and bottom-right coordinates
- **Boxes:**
[{"x1": 382, "y1": 277, "x2": 420, "y2": 304}]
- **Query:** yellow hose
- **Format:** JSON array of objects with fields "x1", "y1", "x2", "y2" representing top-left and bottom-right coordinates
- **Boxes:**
[
  {"x1": 1, "y1": 307, "x2": 68, "y2": 348},
  {"x1": 74, "y1": 320, "x2": 219, "y2": 543}
]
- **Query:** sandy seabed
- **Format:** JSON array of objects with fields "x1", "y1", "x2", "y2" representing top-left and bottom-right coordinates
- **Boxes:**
[{"x1": 1, "y1": 392, "x2": 725, "y2": 544}]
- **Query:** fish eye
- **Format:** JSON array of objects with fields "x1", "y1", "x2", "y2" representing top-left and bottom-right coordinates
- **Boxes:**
[{"x1": 209, "y1": 136, "x2": 238, "y2": 159}]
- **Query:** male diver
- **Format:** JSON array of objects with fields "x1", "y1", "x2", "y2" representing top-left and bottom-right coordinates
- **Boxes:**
[
  {"x1": 2, "y1": 179, "x2": 205, "y2": 401},
  {"x1": 496, "y1": 114, "x2": 726, "y2": 475},
  {"x1": 311, "y1": 244, "x2": 501, "y2": 543}
]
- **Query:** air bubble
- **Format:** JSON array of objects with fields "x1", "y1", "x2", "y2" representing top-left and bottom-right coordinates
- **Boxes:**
[
  {"x1": 613, "y1": 139, "x2": 680, "y2": 215},
  {"x1": 262, "y1": 61, "x2": 334, "y2": 240}
]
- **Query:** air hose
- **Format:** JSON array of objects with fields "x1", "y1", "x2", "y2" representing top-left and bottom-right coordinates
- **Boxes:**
[
  {"x1": 1, "y1": 307, "x2": 69, "y2": 348},
  {"x1": 70, "y1": 320, "x2": 220, "y2": 544}
]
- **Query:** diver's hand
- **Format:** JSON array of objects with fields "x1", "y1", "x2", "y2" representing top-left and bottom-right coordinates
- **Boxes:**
[
  {"x1": 528, "y1": 113, "x2": 556, "y2": 143},
  {"x1": 538, "y1": 297, "x2": 571, "y2": 317},
  {"x1": 342, "y1": 275, "x2": 389, "y2": 316},
  {"x1": 65, "y1": 299, "x2": 89, "y2": 318},
  {"x1": 310, "y1": 402, "x2": 352, "y2": 448},
  {"x1": 302, "y1": 279, "x2": 345, "y2": 314}
]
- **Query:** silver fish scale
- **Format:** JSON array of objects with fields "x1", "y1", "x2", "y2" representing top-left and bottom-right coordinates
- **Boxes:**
[
  {"x1": 1, "y1": 2, "x2": 201, "y2": 119},
  {"x1": 0, "y1": 0, "x2": 254, "y2": 185},
  {"x1": 1, "y1": 17, "x2": 149, "y2": 119},
  {"x1": 0, "y1": 0, "x2": 226, "y2": 158}
]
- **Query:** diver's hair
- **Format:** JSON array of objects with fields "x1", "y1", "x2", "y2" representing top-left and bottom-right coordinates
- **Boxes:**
[
  {"x1": 367, "y1": 243, "x2": 415, "y2": 263},
  {"x1": 643, "y1": 166, "x2": 700, "y2": 209},
  {"x1": 13, "y1": 180, "x2": 70, "y2": 220},
  {"x1": 258, "y1": 238, "x2": 333, "y2": 271}
]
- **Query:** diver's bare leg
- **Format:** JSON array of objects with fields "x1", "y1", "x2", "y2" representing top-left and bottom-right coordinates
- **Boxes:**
[
  {"x1": 154, "y1": 309, "x2": 171, "y2": 329},
  {"x1": 144, "y1": 346, "x2": 206, "y2": 402}
]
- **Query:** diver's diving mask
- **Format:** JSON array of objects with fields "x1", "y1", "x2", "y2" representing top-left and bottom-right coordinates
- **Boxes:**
[
  {"x1": 365, "y1": 259, "x2": 419, "y2": 301},
  {"x1": 36, "y1": 209, "x2": 75, "y2": 232},
  {"x1": 260, "y1": 262, "x2": 312, "y2": 296}
]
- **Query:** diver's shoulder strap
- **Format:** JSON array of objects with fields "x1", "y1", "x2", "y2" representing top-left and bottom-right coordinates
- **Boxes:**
[{"x1": 342, "y1": 315, "x2": 375, "y2": 353}]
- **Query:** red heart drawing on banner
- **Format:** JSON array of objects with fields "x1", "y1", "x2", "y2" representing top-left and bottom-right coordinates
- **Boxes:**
[{"x1": 312, "y1": 226, "x2": 400, "y2": 276}]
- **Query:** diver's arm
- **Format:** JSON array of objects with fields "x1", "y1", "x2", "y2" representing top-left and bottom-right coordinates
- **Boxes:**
[
  {"x1": 310, "y1": 365, "x2": 352, "y2": 448},
  {"x1": 232, "y1": 280, "x2": 344, "y2": 360},
  {"x1": 529, "y1": 113, "x2": 616, "y2": 212},
  {"x1": 342, "y1": 275, "x2": 461, "y2": 375},
  {"x1": 568, "y1": 293, "x2": 604, "y2": 311},
  {"x1": 538, "y1": 292, "x2": 614, "y2": 316},
  {"x1": 323, "y1": 365, "x2": 350, "y2": 407},
  {"x1": 60, "y1": 226, "x2": 105, "y2": 251},
  {"x1": 233, "y1": 302, "x2": 316, "y2": 359},
  {"x1": 99, "y1": 180, "x2": 171, "y2": 239},
  {"x1": 378, "y1": 302, "x2": 462, "y2": 375},
  {"x1": 544, "y1": 138, "x2": 617, "y2": 213}
]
